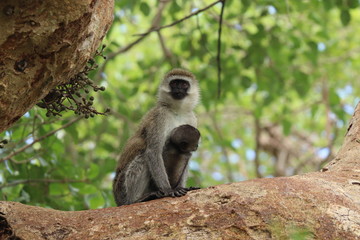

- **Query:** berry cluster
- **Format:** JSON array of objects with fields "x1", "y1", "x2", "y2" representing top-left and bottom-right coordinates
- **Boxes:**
[{"x1": 37, "y1": 45, "x2": 110, "y2": 118}]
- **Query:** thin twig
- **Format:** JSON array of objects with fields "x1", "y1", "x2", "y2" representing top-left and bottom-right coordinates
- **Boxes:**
[
  {"x1": 95, "y1": 1, "x2": 221, "y2": 82},
  {"x1": 254, "y1": 117, "x2": 263, "y2": 178},
  {"x1": 210, "y1": 112, "x2": 234, "y2": 183},
  {"x1": 135, "y1": 0, "x2": 222, "y2": 37},
  {"x1": 251, "y1": 91, "x2": 263, "y2": 178},
  {"x1": 217, "y1": 0, "x2": 226, "y2": 99},
  {"x1": 10, "y1": 151, "x2": 45, "y2": 164},
  {"x1": 157, "y1": 31, "x2": 176, "y2": 67},
  {"x1": 0, "y1": 178, "x2": 89, "y2": 189},
  {"x1": 195, "y1": 15, "x2": 214, "y2": 58},
  {"x1": 94, "y1": 0, "x2": 171, "y2": 81},
  {"x1": 0, "y1": 117, "x2": 82, "y2": 163},
  {"x1": 109, "y1": 35, "x2": 150, "y2": 61},
  {"x1": 94, "y1": 34, "x2": 148, "y2": 82}
]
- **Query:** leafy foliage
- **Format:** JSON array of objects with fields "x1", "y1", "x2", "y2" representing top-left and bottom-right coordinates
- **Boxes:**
[{"x1": 1, "y1": 0, "x2": 360, "y2": 212}]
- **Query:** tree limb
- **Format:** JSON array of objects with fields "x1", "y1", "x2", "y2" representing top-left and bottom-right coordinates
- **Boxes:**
[
  {"x1": 94, "y1": 0, "x2": 171, "y2": 81},
  {"x1": 134, "y1": 0, "x2": 222, "y2": 37},
  {"x1": 0, "y1": 178, "x2": 89, "y2": 189},
  {"x1": 0, "y1": 117, "x2": 82, "y2": 163},
  {"x1": 216, "y1": 0, "x2": 226, "y2": 98},
  {"x1": 0, "y1": 102, "x2": 359, "y2": 239}
]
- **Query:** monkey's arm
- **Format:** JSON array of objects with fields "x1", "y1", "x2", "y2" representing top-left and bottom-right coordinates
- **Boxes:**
[
  {"x1": 144, "y1": 147, "x2": 172, "y2": 191},
  {"x1": 143, "y1": 110, "x2": 173, "y2": 194},
  {"x1": 172, "y1": 155, "x2": 200, "y2": 193}
]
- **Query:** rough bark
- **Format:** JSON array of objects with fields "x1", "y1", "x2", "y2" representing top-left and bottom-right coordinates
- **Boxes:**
[
  {"x1": 0, "y1": 0, "x2": 114, "y2": 133},
  {"x1": 0, "y1": 104, "x2": 359, "y2": 239}
]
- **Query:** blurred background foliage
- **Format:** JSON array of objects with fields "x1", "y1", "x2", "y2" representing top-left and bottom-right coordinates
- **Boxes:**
[{"x1": 1, "y1": 0, "x2": 360, "y2": 210}]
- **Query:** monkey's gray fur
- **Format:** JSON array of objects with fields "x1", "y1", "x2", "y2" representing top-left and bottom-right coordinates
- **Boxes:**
[{"x1": 113, "y1": 69, "x2": 200, "y2": 206}]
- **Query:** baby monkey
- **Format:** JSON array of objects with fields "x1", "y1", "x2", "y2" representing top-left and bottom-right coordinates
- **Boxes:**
[{"x1": 113, "y1": 69, "x2": 200, "y2": 206}]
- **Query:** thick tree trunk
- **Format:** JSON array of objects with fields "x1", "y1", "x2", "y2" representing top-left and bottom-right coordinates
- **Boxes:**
[
  {"x1": 1, "y1": 104, "x2": 360, "y2": 239},
  {"x1": 0, "y1": 0, "x2": 114, "y2": 133}
]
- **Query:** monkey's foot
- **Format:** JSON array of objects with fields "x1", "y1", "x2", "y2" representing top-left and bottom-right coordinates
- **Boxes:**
[
  {"x1": 137, "y1": 189, "x2": 183, "y2": 203},
  {"x1": 137, "y1": 192, "x2": 160, "y2": 202},
  {"x1": 159, "y1": 188, "x2": 188, "y2": 198},
  {"x1": 184, "y1": 186, "x2": 200, "y2": 191},
  {"x1": 138, "y1": 187, "x2": 200, "y2": 203}
]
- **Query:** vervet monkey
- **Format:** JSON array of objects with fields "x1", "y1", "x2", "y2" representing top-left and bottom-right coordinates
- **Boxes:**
[{"x1": 113, "y1": 69, "x2": 200, "y2": 206}]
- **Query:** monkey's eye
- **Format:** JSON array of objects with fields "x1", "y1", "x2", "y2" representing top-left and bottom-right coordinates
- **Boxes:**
[
  {"x1": 170, "y1": 82, "x2": 177, "y2": 88},
  {"x1": 181, "y1": 82, "x2": 189, "y2": 88},
  {"x1": 170, "y1": 79, "x2": 189, "y2": 89}
]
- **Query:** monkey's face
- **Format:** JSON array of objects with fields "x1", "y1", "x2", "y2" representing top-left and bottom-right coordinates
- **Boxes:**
[
  {"x1": 158, "y1": 69, "x2": 200, "y2": 111},
  {"x1": 169, "y1": 79, "x2": 190, "y2": 100}
]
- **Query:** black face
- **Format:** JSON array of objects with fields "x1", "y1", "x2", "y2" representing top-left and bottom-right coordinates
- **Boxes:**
[{"x1": 169, "y1": 79, "x2": 190, "y2": 100}]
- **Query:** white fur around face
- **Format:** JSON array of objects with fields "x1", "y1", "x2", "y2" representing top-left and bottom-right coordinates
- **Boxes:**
[
  {"x1": 158, "y1": 74, "x2": 200, "y2": 113},
  {"x1": 157, "y1": 72, "x2": 199, "y2": 138}
]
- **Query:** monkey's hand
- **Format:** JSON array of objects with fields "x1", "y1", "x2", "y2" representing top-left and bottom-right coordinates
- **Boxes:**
[
  {"x1": 172, "y1": 186, "x2": 200, "y2": 195},
  {"x1": 183, "y1": 186, "x2": 200, "y2": 191},
  {"x1": 157, "y1": 188, "x2": 187, "y2": 198},
  {"x1": 154, "y1": 187, "x2": 201, "y2": 199},
  {"x1": 162, "y1": 187, "x2": 201, "y2": 198},
  {"x1": 136, "y1": 189, "x2": 179, "y2": 203},
  {"x1": 139, "y1": 187, "x2": 200, "y2": 203}
]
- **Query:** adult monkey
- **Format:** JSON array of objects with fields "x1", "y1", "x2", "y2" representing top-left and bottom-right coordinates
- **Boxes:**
[{"x1": 113, "y1": 69, "x2": 201, "y2": 206}]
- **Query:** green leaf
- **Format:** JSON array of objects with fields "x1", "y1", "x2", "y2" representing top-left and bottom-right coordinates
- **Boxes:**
[
  {"x1": 231, "y1": 45, "x2": 242, "y2": 50},
  {"x1": 78, "y1": 184, "x2": 97, "y2": 194},
  {"x1": 241, "y1": 0, "x2": 251, "y2": 13},
  {"x1": 254, "y1": 107, "x2": 263, "y2": 119},
  {"x1": 50, "y1": 183, "x2": 69, "y2": 195},
  {"x1": 87, "y1": 163, "x2": 99, "y2": 179},
  {"x1": 180, "y1": 39, "x2": 190, "y2": 52},
  {"x1": 88, "y1": 193, "x2": 105, "y2": 209},
  {"x1": 347, "y1": 0, "x2": 359, "y2": 8},
  {"x1": 241, "y1": 76, "x2": 252, "y2": 89},
  {"x1": 282, "y1": 118, "x2": 292, "y2": 136},
  {"x1": 306, "y1": 41, "x2": 318, "y2": 65},
  {"x1": 332, "y1": 105, "x2": 346, "y2": 121},
  {"x1": 329, "y1": 88, "x2": 341, "y2": 106},
  {"x1": 293, "y1": 71, "x2": 310, "y2": 97},
  {"x1": 241, "y1": 54, "x2": 252, "y2": 68},
  {"x1": 66, "y1": 124, "x2": 79, "y2": 142},
  {"x1": 340, "y1": 10, "x2": 351, "y2": 26},
  {"x1": 23, "y1": 183, "x2": 47, "y2": 203},
  {"x1": 323, "y1": 0, "x2": 334, "y2": 10},
  {"x1": 169, "y1": 1, "x2": 181, "y2": 15},
  {"x1": 311, "y1": 104, "x2": 319, "y2": 118},
  {"x1": 139, "y1": 2, "x2": 150, "y2": 16},
  {"x1": 119, "y1": 0, "x2": 139, "y2": 10},
  {"x1": 199, "y1": 33, "x2": 208, "y2": 46}
]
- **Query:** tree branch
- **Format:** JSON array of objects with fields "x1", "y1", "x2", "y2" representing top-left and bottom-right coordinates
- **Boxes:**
[
  {"x1": 157, "y1": 31, "x2": 177, "y2": 67},
  {"x1": 322, "y1": 101, "x2": 360, "y2": 173},
  {"x1": 254, "y1": 117, "x2": 263, "y2": 178},
  {"x1": 216, "y1": 0, "x2": 226, "y2": 98},
  {"x1": 95, "y1": 1, "x2": 223, "y2": 82},
  {"x1": 134, "y1": 0, "x2": 222, "y2": 37},
  {"x1": 210, "y1": 113, "x2": 234, "y2": 182},
  {"x1": 0, "y1": 178, "x2": 89, "y2": 189},
  {"x1": 0, "y1": 117, "x2": 82, "y2": 163},
  {"x1": 94, "y1": 0, "x2": 171, "y2": 81}
]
